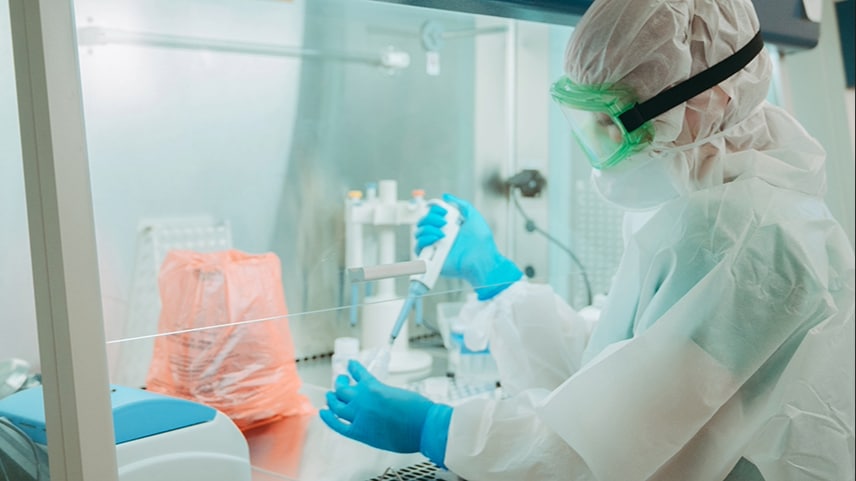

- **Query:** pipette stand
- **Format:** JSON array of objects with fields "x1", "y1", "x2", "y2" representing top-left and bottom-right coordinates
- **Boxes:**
[{"x1": 345, "y1": 180, "x2": 433, "y2": 383}]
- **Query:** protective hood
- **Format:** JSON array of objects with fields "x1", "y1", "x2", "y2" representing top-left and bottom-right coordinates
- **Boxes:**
[{"x1": 564, "y1": 0, "x2": 828, "y2": 206}]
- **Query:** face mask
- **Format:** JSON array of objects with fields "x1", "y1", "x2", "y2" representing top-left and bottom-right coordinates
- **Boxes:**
[
  {"x1": 591, "y1": 150, "x2": 681, "y2": 211},
  {"x1": 591, "y1": 106, "x2": 756, "y2": 212}
]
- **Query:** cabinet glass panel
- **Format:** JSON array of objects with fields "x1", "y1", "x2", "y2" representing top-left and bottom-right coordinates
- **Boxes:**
[
  {"x1": 73, "y1": 0, "x2": 513, "y2": 375},
  {"x1": 65, "y1": 0, "x2": 625, "y2": 477}
]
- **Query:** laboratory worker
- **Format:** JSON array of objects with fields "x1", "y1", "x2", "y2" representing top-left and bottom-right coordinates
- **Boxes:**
[{"x1": 320, "y1": 0, "x2": 856, "y2": 479}]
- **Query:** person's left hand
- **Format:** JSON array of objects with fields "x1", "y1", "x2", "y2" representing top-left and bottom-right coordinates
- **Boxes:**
[{"x1": 320, "y1": 360, "x2": 434, "y2": 453}]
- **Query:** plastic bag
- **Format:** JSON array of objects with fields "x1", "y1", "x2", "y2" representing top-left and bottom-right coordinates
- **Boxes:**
[{"x1": 146, "y1": 249, "x2": 313, "y2": 431}]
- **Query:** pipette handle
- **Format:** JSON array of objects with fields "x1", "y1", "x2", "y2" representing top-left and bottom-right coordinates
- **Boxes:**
[
  {"x1": 389, "y1": 198, "x2": 463, "y2": 346},
  {"x1": 411, "y1": 199, "x2": 463, "y2": 290}
]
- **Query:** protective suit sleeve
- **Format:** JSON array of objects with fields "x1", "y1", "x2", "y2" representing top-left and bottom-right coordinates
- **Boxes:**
[
  {"x1": 439, "y1": 282, "x2": 598, "y2": 479},
  {"x1": 535, "y1": 182, "x2": 848, "y2": 481},
  {"x1": 445, "y1": 390, "x2": 596, "y2": 481},
  {"x1": 444, "y1": 180, "x2": 854, "y2": 480},
  {"x1": 457, "y1": 281, "x2": 597, "y2": 395}
]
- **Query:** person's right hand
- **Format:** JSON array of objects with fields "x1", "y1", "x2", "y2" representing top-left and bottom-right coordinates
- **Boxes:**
[{"x1": 415, "y1": 193, "x2": 522, "y2": 300}]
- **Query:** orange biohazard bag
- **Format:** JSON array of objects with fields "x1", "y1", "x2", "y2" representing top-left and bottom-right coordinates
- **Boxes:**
[{"x1": 145, "y1": 249, "x2": 313, "y2": 431}]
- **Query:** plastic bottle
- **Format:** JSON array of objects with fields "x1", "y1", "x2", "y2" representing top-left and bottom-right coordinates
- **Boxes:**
[
  {"x1": 453, "y1": 328, "x2": 499, "y2": 388},
  {"x1": 331, "y1": 337, "x2": 360, "y2": 387}
]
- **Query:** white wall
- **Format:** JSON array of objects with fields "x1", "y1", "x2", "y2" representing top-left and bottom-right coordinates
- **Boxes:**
[
  {"x1": 780, "y1": 0, "x2": 855, "y2": 247},
  {"x1": 846, "y1": 88, "x2": 855, "y2": 156},
  {"x1": 1, "y1": 0, "x2": 306, "y2": 377},
  {"x1": 0, "y1": 0, "x2": 40, "y2": 370}
]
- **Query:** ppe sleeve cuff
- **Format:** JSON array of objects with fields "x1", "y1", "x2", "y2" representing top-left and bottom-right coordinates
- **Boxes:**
[
  {"x1": 420, "y1": 403, "x2": 453, "y2": 469},
  {"x1": 475, "y1": 257, "x2": 523, "y2": 301}
]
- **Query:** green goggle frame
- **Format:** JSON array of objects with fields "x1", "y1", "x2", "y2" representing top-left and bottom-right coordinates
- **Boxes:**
[
  {"x1": 550, "y1": 77, "x2": 654, "y2": 169},
  {"x1": 551, "y1": 31, "x2": 764, "y2": 170}
]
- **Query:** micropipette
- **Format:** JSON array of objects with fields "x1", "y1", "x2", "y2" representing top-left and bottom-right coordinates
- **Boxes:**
[{"x1": 388, "y1": 199, "x2": 463, "y2": 346}]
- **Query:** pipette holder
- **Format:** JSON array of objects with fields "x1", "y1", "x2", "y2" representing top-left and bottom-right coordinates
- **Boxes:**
[{"x1": 344, "y1": 180, "x2": 429, "y2": 370}]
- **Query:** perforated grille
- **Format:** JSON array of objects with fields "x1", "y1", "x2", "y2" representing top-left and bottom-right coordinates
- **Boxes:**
[
  {"x1": 571, "y1": 179, "x2": 624, "y2": 305},
  {"x1": 406, "y1": 377, "x2": 499, "y2": 405},
  {"x1": 365, "y1": 461, "x2": 463, "y2": 481}
]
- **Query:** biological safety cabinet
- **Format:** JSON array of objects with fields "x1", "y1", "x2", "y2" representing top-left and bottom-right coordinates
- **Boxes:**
[{"x1": 5, "y1": 0, "x2": 820, "y2": 479}]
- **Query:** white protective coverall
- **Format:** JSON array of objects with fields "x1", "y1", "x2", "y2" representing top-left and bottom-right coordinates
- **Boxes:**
[{"x1": 443, "y1": 1, "x2": 856, "y2": 480}]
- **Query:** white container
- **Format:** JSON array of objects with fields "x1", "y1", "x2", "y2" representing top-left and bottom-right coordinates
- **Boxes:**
[
  {"x1": 435, "y1": 301, "x2": 465, "y2": 351},
  {"x1": 0, "y1": 358, "x2": 30, "y2": 400},
  {"x1": 331, "y1": 337, "x2": 360, "y2": 387}
]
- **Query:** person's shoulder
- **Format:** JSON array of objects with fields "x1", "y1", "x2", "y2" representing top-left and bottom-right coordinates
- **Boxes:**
[
  {"x1": 659, "y1": 179, "x2": 827, "y2": 255},
  {"x1": 712, "y1": 179, "x2": 853, "y2": 282},
  {"x1": 683, "y1": 178, "x2": 827, "y2": 228}
]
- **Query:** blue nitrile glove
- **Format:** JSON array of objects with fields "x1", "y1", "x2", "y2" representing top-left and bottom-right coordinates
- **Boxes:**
[
  {"x1": 320, "y1": 361, "x2": 453, "y2": 468},
  {"x1": 415, "y1": 193, "x2": 523, "y2": 300}
]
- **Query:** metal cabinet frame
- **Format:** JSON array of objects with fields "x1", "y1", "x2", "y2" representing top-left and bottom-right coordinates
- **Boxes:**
[{"x1": 9, "y1": 1, "x2": 117, "y2": 480}]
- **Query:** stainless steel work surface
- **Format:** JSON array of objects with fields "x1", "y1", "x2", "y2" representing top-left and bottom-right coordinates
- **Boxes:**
[{"x1": 245, "y1": 346, "x2": 472, "y2": 481}]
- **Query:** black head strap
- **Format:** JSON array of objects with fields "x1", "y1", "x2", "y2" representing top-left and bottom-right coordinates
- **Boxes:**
[{"x1": 618, "y1": 31, "x2": 764, "y2": 133}]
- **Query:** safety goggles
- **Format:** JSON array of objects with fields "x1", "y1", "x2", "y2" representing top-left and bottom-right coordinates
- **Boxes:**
[
  {"x1": 551, "y1": 31, "x2": 764, "y2": 170},
  {"x1": 550, "y1": 78, "x2": 654, "y2": 169}
]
